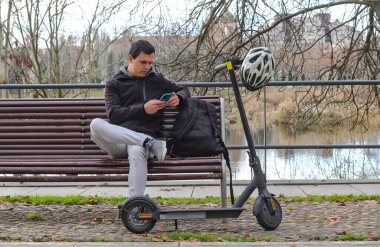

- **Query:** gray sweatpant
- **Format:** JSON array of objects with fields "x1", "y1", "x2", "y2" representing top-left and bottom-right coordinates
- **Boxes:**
[{"x1": 90, "y1": 118, "x2": 153, "y2": 197}]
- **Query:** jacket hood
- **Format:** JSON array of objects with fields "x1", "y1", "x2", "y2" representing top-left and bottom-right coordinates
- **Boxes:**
[{"x1": 115, "y1": 65, "x2": 157, "y2": 80}]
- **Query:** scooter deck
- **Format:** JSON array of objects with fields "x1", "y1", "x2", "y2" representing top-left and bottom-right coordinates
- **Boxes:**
[{"x1": 158, "y1": 207, "x2": 245, "y2": 220}]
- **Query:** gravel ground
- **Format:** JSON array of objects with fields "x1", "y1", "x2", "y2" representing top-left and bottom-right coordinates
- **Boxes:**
[{"x1": 0, "y1": 200, "x2": 379, "y2": 242}]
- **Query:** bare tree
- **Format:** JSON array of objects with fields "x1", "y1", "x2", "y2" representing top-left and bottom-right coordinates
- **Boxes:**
[
  {"x1": 0, "y1": 0, "x2": 130, "y2": 98},
  {"x1": 149, "y1": 0, "x2": 380, "y2": 131},
  {"x1": 0, "y1": 0, "x2": 13, "y2": 98},
  {"x1": 1, "y1": 0, "x2": 380, "y2": 131}
]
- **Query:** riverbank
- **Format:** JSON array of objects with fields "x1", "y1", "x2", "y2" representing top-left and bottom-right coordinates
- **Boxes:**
[{"x1": 225, "y1": 86, "x2": 380, "y2": 133}]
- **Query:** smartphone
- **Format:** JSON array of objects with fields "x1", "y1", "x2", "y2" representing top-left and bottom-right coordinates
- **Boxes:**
[{"x1": 159, "y1": 92, "x2": 173, "y2": 101}]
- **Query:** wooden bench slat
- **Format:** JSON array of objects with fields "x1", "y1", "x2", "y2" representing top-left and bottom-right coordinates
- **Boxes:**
[
  {"x1": 0, "y1": 106, "x2": 106, "y2": 113},
  {"x1": 0, "y1": 119, "x2": 92, "y2": 127},
  {"x1": 1, "y1": 124, "x2": 225, "y2": 133},
  {"x1": 0, "y1": 155, "x2": 109, "y2": 159},
  {"x1": 0, "y1": 144, "x2": 99, "y2": 150},
  {"x1": 0, "y1": 150, "x2": 106, "y2": 155},
  {"x1": 0, "y1": 112, "x2": 219, "y2": 119},
  {"x1": 0, "y1": 99, "x2": 105, "y2": 106},
  {"x1": 0, "y1": 157, "x2": 221, "y2": 166},
  {"x1": 0, "y1": 126, "x2": 90, "y2": 133},
  {"x1": 0, "y1": 133, "x2": 91, "y2": 139},
  {"x1": 0, "y1": 165, "x2": 221, "y2": 174},
  {"x1": 0, "y1": 139, "x2": 95, "y2": 145},
  {"x1": 0, "y1": 174, "x2": 222, "y2": 183},
  {"x1": 0, "y1": 113, "x2": 107, "y2": 119}
]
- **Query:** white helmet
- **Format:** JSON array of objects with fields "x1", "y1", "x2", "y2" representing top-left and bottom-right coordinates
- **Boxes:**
[{"x1": 240, "y1": 47, "x2": 275, "y2": 91}]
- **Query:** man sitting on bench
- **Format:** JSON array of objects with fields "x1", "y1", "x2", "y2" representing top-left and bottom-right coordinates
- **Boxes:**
[{"x1": 90, "y1": 40, "x2": 190, "y2": 197}]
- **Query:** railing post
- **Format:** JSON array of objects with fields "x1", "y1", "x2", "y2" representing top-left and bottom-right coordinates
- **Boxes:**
[{"x1": 264, "y1": 87, "x2": 267, "y2": 176}]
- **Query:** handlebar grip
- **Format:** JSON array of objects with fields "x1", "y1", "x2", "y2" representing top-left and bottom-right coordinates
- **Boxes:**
[{"x1": 214, "y1": 63, "x2": 227, "y2": 72}]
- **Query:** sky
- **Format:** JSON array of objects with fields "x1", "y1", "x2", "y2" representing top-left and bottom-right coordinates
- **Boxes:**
[
  {"x1": 62, "y1": 0, "x2": 354, "y2": 34},
  {"x1": 62, "y1": 0, "x2": 197, "y2": 36},
  {"x1": 0, "y1": 1, "x2": 364, "y2": 39}
]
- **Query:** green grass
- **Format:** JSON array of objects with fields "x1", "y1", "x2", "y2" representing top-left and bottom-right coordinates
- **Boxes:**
[
  {"x1": 25, "y1": 213, "x2": 46, "y2": 221},
  {"x1": 338, "y1": 233, "x2": 366, "y2": 241},
  {"x1": 258, "y1": 235, "x2": 275, "y2": 242},
  {"x1": 278, "y1": 194, "x2": 380, "y2": 202},
  {"x1": 31, "y1": 236, "x2": 44, "y2": 242},
  {"x1": 0, "y1": 195, "x2": 122, "y2": 205},
  {"x1": 148, "y1": 231, "x2": 258, "y2": 242},
  {"x1": 114, "y1": 237, "x2": 125, "y2": 242},
  {"x1": 0, "y1": 236, "x2": 22, "y2": 241},
  {"x1": 154, "y1": 196, "x2": 223, "y2": 204},
  {"x1": 286, "y1": 205, "x2": 295, "y2": 211},
  {"x1": 0, "y1": 194, "x2": 378, "y2": 205},
  {"x1": 90, "y1": 236, "x2": 106, "y2": 242}
]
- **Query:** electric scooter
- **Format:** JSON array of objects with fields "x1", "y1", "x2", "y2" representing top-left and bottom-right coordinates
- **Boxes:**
[{"x1": 118, "y1": 54, "x2": 283, "y2": 234}]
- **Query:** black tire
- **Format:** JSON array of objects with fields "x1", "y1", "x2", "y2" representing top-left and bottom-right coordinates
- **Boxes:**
[
  {"x1": 121, "y1": 198, "x2": 157, "y2": 234},
  {"x1": 253, "y1": 196, "x2": 282, "y2": 230}
]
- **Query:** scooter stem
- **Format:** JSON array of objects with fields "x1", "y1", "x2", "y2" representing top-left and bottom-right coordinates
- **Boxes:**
[{"x1": 226, "y1": 59, "x2": 267, "y2": 190}]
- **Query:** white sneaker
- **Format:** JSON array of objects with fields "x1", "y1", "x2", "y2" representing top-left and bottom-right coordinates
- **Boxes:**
[{"x1": 146, "y1": 139, "x2": 167, "y2": 163}]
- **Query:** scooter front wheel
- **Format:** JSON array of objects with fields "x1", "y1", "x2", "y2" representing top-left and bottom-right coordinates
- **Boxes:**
[
  {"x1": 253, "y1": 195, "x2": 282, "y2": 230},
  {"x1": 120, "y1": 197, "x2": 158, "y2": 234}
]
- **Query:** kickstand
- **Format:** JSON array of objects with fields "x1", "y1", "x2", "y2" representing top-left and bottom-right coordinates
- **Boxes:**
[{"x1": 174, "y1": 220, "x2": 178, "y2": 230}]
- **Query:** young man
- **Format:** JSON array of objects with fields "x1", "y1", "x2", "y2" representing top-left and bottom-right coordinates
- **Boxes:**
[{"x1": 90, "y1": 40, "x2": 190, "y2": 197}]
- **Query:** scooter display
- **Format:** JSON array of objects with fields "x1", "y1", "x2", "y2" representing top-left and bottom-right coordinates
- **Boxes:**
[{"x1": 118, "y1": 48, "x2": 283, "y2": 234}]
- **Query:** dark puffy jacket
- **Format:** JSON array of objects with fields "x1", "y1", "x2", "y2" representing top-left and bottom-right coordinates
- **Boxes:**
[{"x1": 104, "y1": 66, "x2": 191, "y2": 138}]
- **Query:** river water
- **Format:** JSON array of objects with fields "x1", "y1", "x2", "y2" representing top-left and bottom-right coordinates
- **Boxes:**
[{"x1": 226, "y1": 123, "x2": 380, "y2": 180}]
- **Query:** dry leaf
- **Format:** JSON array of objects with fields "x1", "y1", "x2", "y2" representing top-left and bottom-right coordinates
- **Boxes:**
[
  {"x1": 161, "y1": 235, "x2": 170, "y2": 242},
  {"x1": 337, "y1": 201, "x2": 346, "y2": 206},
  {"x1": 327, "y1": 216, "x2": 341, "y2": 220},
  {"x1": 215, "y1": 237, "x2": 226, "y2": 242},
  {"x1": 152, "y1": 236, "x2": 164, "y2": 242},
  {"x1": 242, "y1": 233, "x2": 250, "y2": 239}
]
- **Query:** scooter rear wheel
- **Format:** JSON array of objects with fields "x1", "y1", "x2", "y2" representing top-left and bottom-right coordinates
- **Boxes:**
[
  {"x1": 120, "y1": 197, "x2": 157, "y2": 234},
  {"x1": 253, "y1": 196, "x2": 282, "y2": 230}
]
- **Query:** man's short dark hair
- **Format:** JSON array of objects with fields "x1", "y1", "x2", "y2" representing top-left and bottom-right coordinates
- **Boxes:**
[{"x1": 129, "y1": 40, "x2": 155, "y2": 58}]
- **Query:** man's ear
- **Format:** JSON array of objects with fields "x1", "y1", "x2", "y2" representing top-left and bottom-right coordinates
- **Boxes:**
[{"x1": 128, "y1": 55, "x2": 133, "y2": 63}]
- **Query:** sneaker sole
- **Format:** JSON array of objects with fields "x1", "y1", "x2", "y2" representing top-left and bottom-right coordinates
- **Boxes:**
[{"x1": 159, "y1": 147, "x2": 167, "y2": 163}]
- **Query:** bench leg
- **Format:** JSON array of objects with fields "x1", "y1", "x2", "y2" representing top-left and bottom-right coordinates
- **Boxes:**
[
  {"x1": 221, "y1": 159, "x2": 228, "y2": 223},
  {"x1": 219, "y1": 97, "x2": 228, "y2": 223},
  {"x1": 220, "y1": 159, "x2": 228, "y2": 208}
]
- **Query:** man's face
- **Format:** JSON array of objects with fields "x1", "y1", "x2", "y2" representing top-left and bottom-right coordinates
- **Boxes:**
[{"x1": 128, "y1": 52, "x2": 154, "y2": 78}]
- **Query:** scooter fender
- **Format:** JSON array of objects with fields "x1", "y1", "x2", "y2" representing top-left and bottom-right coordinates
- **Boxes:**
[{"x1": 118, "y1": 195, "x2": 159, "y2": 219}]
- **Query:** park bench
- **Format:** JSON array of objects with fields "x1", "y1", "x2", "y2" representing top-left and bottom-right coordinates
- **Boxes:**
[{"x1": 0, "y1": 96, "x2": 227, "y2": 202}]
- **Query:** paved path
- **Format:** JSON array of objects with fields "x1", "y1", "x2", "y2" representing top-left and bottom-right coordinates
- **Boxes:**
[
  {"x1": 1, "y1": 180, "x2": 380, "y2": 198},
  {"x1": 1, "y1": 241, "x2": 380, "y2": 246}
]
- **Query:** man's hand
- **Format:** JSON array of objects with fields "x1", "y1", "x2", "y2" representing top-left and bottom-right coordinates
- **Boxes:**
[
  {"x1": 165, "y1": 92, "x2": 180, "y2": 107},
  {"x1": 144, "y1": 99, "x2": 166, "y2": 114}
]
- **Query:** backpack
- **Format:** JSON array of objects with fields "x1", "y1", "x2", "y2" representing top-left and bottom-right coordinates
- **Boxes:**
[{"x1": 167, "y1": 97, "x2": 235, "y2": 204}]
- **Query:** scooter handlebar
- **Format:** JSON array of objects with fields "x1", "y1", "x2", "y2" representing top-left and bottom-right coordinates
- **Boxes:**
[
  {"x1": 214, "y1": 56, "x2": 245, "y2": 72},
  {"x1": 214, "y1": 63, "x2": 227, "y2": 72}
]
